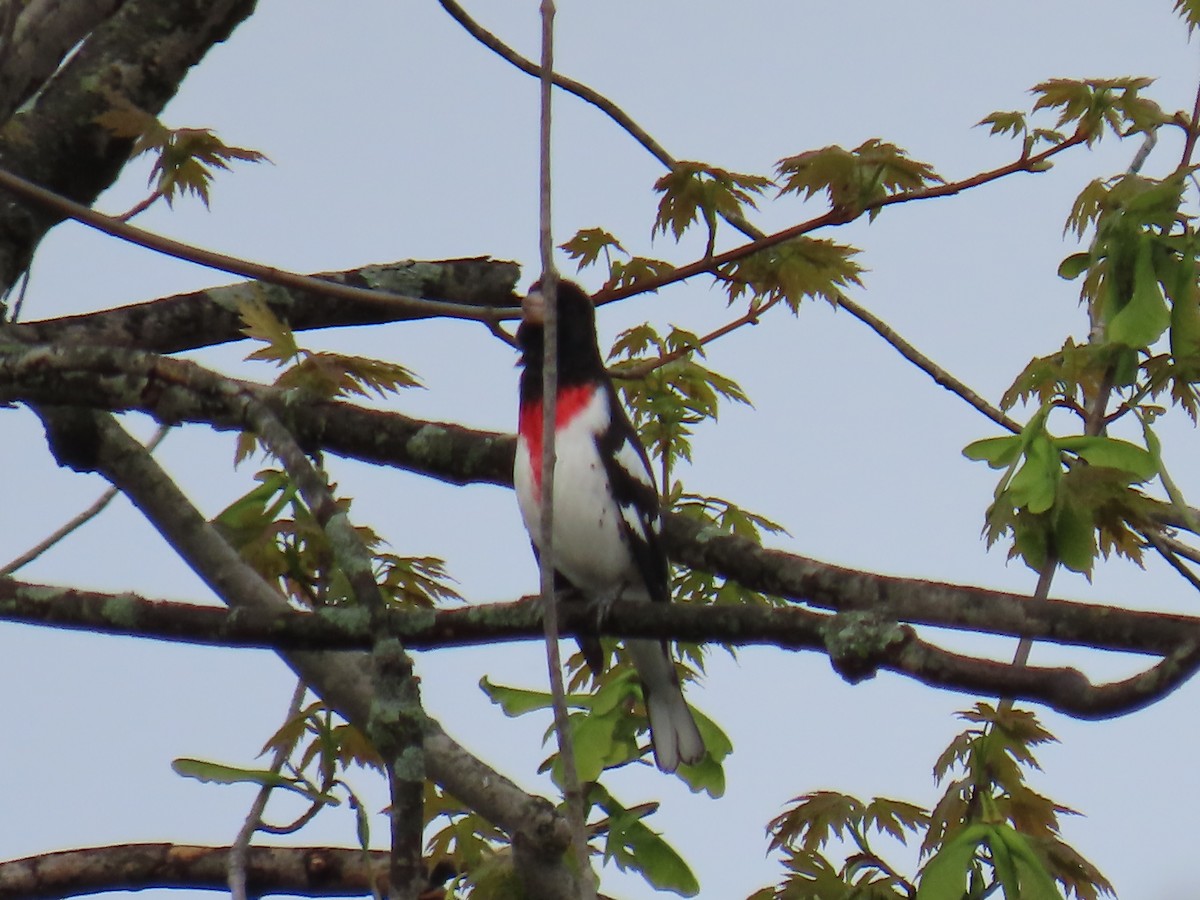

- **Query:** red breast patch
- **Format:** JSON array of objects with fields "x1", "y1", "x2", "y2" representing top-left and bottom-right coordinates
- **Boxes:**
[{"x1": 519, "y1": 382, "x2": 597, "y2": 499}]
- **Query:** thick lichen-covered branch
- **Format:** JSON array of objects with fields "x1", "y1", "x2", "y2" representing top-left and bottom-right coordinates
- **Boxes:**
[
  {"x1": 2, "y1": 341, "x2": 1195, "y2": 667},
  {"x1": 4, "y1": 258, "x2": 521, "y2": 352},
  {"x1": 0, "y1": 842, "x2": 399, "y2": 900},
  {"x1": 0, "y1": 0, "x2": 259, "y2": 292},
  {"x1": 3, "y1": 577, "x2": 1199, "y2": 718}
]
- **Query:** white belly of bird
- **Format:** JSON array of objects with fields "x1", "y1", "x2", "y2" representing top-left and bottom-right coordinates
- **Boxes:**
[{"x1": 515, "y1": 389, "x2": 636, "y2": 599}]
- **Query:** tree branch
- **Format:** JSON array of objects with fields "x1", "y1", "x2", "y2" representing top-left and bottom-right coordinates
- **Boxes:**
[
  {"x1": 0, "y1": 842, "x2": 402, "y2": 900},
  {"x1": 5, "y1": 342, "x2": 1198, "y2": 669},
  {"x1": 0, "y1": 0, "x2": 124, "y2": 125},
  {"x1": 5, "y1": 577, "x2": 1200, "y2": 718},
  {"x1": 4, "y1": 258, "x2": 521, "y2": 353},
  {"x1": 0, "y1": 0, "x2": 259, "y2": 293},
  {"x1": 0, "y1": 165, "x2": 517, "y2": 323},
  {"x1": 438, "y1": 0, "x2": 1023, "y2": 434},
  {"x1": 26, "y1": 408, "x2": 575, "y2": 898}
]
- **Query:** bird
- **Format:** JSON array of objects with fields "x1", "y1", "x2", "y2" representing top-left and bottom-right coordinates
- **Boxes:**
[{"x1": 513, "y1": 278, "x2": 705, "y2": 773}]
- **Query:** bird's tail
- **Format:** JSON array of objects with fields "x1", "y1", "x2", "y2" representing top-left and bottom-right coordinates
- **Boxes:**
[{"x1": 627, "y1": 638, "x2": 705, "y2": 773}]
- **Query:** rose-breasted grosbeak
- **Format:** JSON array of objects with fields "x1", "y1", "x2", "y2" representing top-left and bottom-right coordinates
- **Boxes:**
[{"x1": 513, "y1": 280, "x2": 705, "y2": 773}]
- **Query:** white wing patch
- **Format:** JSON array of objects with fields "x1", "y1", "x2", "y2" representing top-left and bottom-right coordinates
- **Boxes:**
[
  {"x1": 620, "y1": 502, "x2": 647, "y2": 540},
  {"x1": 613, "y1": 437, "x2": 655, "y2": 489}
]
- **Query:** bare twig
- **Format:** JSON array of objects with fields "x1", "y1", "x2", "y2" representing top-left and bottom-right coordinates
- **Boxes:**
[
  {"x1": 615, "y1": 294, "x2": 785, "y2": 380},
  {"x1": 229, "y1": 680, "x2": 308, "y2": 900},
  {"x1": 1151, "y1": 530, "x2": 1200, "y2": 567},
  {"x1": 1181, "y1": 77, "x2": 1200, "y2": 168},
  {"x1": 438, "y1": 0, "x2": 675, "y2": 169},
  {"x1": 437, "y1": 0, "x2": 1027, "y2": 436},
  {"x1": 0, "y1": 426, "x2": 170, "y2": 576},
  {"x1": 835, "y1": 296, "x2": 1020, "y2": 433},
  {"x1": 0, "y1": 166, "x2": 515, "y2": 323},
  {"x1": 534, "y1": 3, "x2": 594, "y2": 896},
  {"x1": 1146, "y1": 530, "x2": 1200, "y2": 594}
]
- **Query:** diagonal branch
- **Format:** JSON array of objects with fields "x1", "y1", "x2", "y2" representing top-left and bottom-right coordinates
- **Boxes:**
[
  {"x1": 26, "y1": 406, "x2": 574, "y2": 898},
  {"x1": 0, "y1": 842, "x2": 397, "y2": 900},
  {"x1": 0, "y1": 166, "x2": 517, "y2": 324},
  {"x1": 439, "y1": 0, "x2": 1033, "y2": 432},
  {"x1": 4, "y1": 258, "x2": 521, "y2": 353},
  {"x1": 0, "y1": 0, "x2": 260, "y2": 293}
]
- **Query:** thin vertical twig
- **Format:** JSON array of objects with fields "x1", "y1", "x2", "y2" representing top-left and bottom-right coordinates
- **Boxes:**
[
  {"x1": 535, "y1": 1, "x2": 594, "y2": 896},
  {"x1": 1, "y1": 425, "x2": 172, "y2": 575},
  {"x1": 1000, "y1": 128, "x2": 1159, "y2": 703},
  {"x1": 228, "y1": 680, "x2": 308, "y2": 900}
]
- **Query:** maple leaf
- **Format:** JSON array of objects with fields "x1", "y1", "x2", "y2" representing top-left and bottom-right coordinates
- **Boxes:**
[
  {"x1": 560, "y1": 227, "x2": 626, "y2": 270},
  {"x1": 96, "y1": 100, "x2": 268, "y2": 209}
]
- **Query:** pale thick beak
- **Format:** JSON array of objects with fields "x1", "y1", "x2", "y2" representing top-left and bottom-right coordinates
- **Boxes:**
[{"x1": 522, "y1": 289, "x2": 546, "y2": 325}]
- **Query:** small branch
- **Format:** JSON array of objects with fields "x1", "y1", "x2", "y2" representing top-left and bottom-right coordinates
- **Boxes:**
[
  {"x1": 0, "y1": 425, "x2": 170, "y2": 575},
  {"x1": 438, "y1": 0, "x2": 676, "y2": 169},
  {"x1": 5, "y1": 257, "x2": 521, "y2": 353},
  {"x1": 437, "y1": 0, "x2": 1029, "y2": 439},
  {"x1": 836, "y1": 296, "x2": 1021, "y2": 433},
  {"x1": 0, "y1": 842, "x2": 393, "y2": 900},
  {"x1": 997, "y1": 558, "x2": 1058, "y2": 715},
  {"x1": 1145, "y1": 530, "x2": 1200, "y2": 594},
  {"x1": 229, "y1": 680, "x2": 308, "y2": 900},
  {"x1": 615, "y1": 294, "x2": 784, "y2": 380},
  {"x1": 6, "y1": 579, "x2": 1200, "y2": 717},
  {"x1": 596, "y1": 131, "x2": 1090, "y2": 306},
  {"x1": 0, "y1": 166, "x2": 515, "y2": 324},
  {"x1": 1150, "y1": 530, "x2": 1200, "y2": 567},
  {"x1": 534, "y1": 3, "x2": 592, "y2": 894},
  {"x1": 1180, "y1": 76, "x2": 1200, "y2": 168}
]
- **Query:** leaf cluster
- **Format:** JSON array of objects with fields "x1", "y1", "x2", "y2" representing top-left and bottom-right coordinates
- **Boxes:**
[
  {"x1": 966, "y1": 165, "x2": 1200, "y2": 574},
  {"x1": 214, "y1": 468, "x2": 460, "y2": 610},
  {"x1": 750, "y1": 792, "x2": 926, "y2": 899},
  {"x1": 172, "y1": 696, "x2": 385, "y2": 856},
  {"x1": 920, "y1": 704, "x2": 1112, "y2": 900},
  {"x1": 654, "y1": 161, "x2": 773, "y2": 255},
  {"x1": 751, "y1": 705, "x2": 1110, "y2": 900},
  {"x1": 476, "y1": 672, "x2": 731, "y2": 894},
  {"x1": 234, "y1": 297, "x2": 421, "y2": 462},
  {"x1": 609, "y1": 322, "x2": 750, "y2": 481},
  {"x1": 718, "y1": 236, "x2": 864, "y2": 311},
  {"x1": 96, "y1": 102, "x2": 268, "y2": 209},
  {"x1": 560, "y1": 226, "x2": 679, "y2": 294},
  {"x1": 964, "y1": 412, "x2": 1158, "y2": 573},
  {"x1": 1031, "y1": 77, "x2": 1167, "y2": 144},
  {"x1": 776, "y1": 139, "x2": 943, "y2": 218}
]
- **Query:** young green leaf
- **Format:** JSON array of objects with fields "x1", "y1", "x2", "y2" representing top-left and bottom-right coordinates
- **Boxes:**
[
  {"x1": 171, "y1": 758, "x2": 337, "y2": 804},
  {"x1": 1053, "y1": 435, "x2": 1156, "y2": 481},
  {"x1": 963, "y1": 435, "x2": 1023, "y2": 469},
  {"x1": 592, "y1": 784, "x2": 701, "y2": 896},
  {"x1": 1057, "y1": 253, "x2": 1091, "y2": 281},
  {"x1": 916, "y1": 822, "x2": 990, "y2": 900},
  {"x1": 653, "y1": 161, "x2": 772, "y2": 247},
  {"x1": 560, "y1": 227, "x2": 626, "y2": 270},
  {"x1": 1106, "y1": 235, "x2": 1170, "y2": 348}
]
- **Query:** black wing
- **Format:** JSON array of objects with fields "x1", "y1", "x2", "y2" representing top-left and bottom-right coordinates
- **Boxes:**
[{"x1": 596, "y1": 386, "x2": 670, "y2": 605}]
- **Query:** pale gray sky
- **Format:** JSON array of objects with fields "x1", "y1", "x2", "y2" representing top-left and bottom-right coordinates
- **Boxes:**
[{"x1": 4, "y1": 2, "x2": 1199, "y2": 897}]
